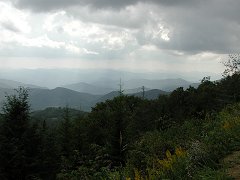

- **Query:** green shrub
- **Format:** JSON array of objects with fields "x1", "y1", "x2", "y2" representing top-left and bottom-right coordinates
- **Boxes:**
[{"x1": 194, "y1": 167, "x2": 233, "y2": 180}]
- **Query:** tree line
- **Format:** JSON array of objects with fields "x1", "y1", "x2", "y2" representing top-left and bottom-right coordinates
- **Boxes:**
[{"x1": 0, "y1": 55, "x2": 239, "y2": 179}]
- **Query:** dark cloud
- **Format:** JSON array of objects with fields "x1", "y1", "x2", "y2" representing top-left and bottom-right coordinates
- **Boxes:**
[
  {"x1": 129, "y1": 0, "x2": 240, "y2": 54},
  {"x1": 67, "y1": 4, "x2": 150, "y2": 30},
  {"x1": 1, "y1": 21, "x2": 20, "y2": 32},
  {"x1": 12, "y1": 0, "x2": 202, "y2": 12},
  {"x1": 13, "y1": 0, "x2": 137, "y2": 12},
  {"x1": 5, "y1": 0, "x2": 240, "y2": 55}
]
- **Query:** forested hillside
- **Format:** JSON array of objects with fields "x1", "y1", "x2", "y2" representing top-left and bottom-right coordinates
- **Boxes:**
[
  {"x1": 0, "y1": 86, "x2": 169, "y2": 112},
  {"x1": 0, "y1": 60, "x2": 240, "y2": 179}
]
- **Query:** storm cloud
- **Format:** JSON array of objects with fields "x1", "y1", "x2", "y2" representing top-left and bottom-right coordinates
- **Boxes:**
[
  {"x1": 7, "y1": 0, "x2": 239, "y2": 54},
  {"x1": 0, "y1": 0, "x2": 239, "y2": 77},
  {"x1": 12, "y1": 0, "x2": 203, "y2": 11}
]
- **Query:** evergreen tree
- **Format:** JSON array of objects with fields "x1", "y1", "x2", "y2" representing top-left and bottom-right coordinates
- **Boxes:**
[
  {"x1": 58, "y1": 106, "x2": 73, "y2": 157},
  {"x1": 38, "y1": 120, "x2": 60, "y2": 179},
  {"x1": 0, "y1": 87, "x2": 40, "y2": 179}
]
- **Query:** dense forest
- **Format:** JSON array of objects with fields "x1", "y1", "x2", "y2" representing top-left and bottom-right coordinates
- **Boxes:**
[{"x1": 0, "y1": 56, "x2": 240, "y2": 179}]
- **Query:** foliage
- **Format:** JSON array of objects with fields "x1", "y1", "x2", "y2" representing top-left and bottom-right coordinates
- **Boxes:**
[
  {"x1": 222, "y1": 54, "x2": 240, "y2": 77},
  {"x1": 193, "y1": 167, "x2": 232, "y2": 180},
  {"x1": 0, "y1": 87, "x2": 41, "y2": 179},
  {"x1": 1, "y1": 72, "x2": 240, "y2": 179}
]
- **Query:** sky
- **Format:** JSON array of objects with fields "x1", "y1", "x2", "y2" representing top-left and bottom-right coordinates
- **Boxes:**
[{"x1": 0, "y1": 0, "x2": 239, "y2": 81}]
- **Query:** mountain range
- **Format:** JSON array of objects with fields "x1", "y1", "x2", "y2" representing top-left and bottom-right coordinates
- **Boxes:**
[
  {"x1": 0, "y1": 69, "x2": 218, "y2": 88},
  {"x1": 0, "y1": 78, "x2": 199, "y2": 112},
  {"x1": 63, "y1": 78, "x2": 198, "y2": 94},
  {"x1": 63, "y1": 82, "x2": 116, "y2": 95},
  {"x1": 0, "y1": 79, "x2": 46, "y2": 89}
]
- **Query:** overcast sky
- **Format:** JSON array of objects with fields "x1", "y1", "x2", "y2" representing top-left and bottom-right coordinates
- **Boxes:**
[{"x1": 0, "y1": 0, "x2": 239, "y2": 78}]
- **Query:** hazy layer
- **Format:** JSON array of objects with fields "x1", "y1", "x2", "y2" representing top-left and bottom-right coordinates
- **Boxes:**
[{"x1": 0, "y1": 68, "x2": 221, "y2": 88}]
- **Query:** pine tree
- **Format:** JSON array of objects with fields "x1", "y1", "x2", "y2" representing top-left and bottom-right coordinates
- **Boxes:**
[
  {"x1": 38, "y1": 120, "x2": 60, "y2": 179},
  {"x1": 0, "y1": 87, "x2": 38, "y2": 179},
  {"x1": 0, "y1": 87, "x2": 33, "y2": 179},
  {"x1": 58, "y1": 106, "x2": 73, "y2": 157}
]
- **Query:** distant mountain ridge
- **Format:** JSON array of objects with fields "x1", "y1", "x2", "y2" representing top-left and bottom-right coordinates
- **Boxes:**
[
  {"x1": 0, "y1": 79, "x2": 46, "y2": 89},
  {"x1": 62, "y1": 78, "x2": 199, "y2": 94},
  {"x1": 123, "y1": 78, "x2": 197, "y2": 91},
  {"x1": 63, "y1": 82, "x2": 116, "y2": 95},
  {"x1": 28, "y1": 87, "x2": 100, "y2": 112},
  {"x1": 91, "y1": 78, "x2": 198, "y2": 91},
  {"x1": 0, "y1": 78, "x2": 200, "y2": 112},
  {"x1": 0, "y1": 68, "x2": 220, "y2": 88},
  {"x1": 0, "y1": 87, "x2": 168, "y2": 112}
]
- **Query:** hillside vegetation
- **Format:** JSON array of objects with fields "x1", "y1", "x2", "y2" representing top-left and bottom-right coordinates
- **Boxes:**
[{"x1": 0, "y1": 61, "x2": 240, "y2": 179}]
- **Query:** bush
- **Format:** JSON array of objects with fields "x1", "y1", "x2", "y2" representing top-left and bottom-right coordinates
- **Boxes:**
[{"x1": 194, "y1": 167, "x2": 233, "y2": 180}]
